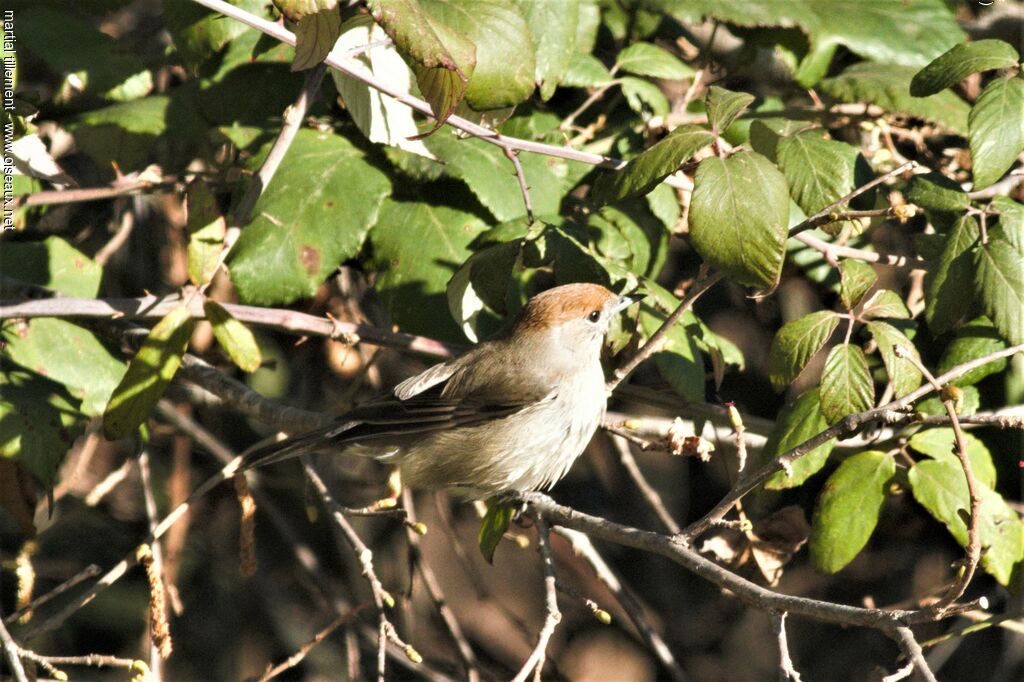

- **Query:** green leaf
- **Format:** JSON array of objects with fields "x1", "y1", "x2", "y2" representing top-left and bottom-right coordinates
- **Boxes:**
[
  {"x1": 516, "y1": 0, "x2": 578, "y2": 100},
  {"x1": 974, "y1": 229, "x2": 1024, "y2": 345},
  {"x1": 425, "y1": 129, "x2": 564, "y2": 221},
  {"x1": 865, "y1": 321, "x2": 923, "y2": 399},
  {"x1": 163, "y1": 0, "x2": 271, "y2": 71},
  {"x1": 103, "y1": 306, "x2": 195, "y2": 441},
  {"x1": 776, "y1": 131, "x2": 873, "y2": 236},
  {"x1": 991, "y1": 195, "x2": 1024, "y2": 252},
  {"x1": 589, "y1": 204, "x2": 668, "y2": 278},
  {"x1": 925, "y1": 215, "x2": 981, "y2": 335},
  {"x1": 370, "y1": 198, "x2": 489, "y2": 341},
  {"x1": 17, "y1": 7, "x2": 152, "y2": 101},
  {"x1": 591, "y1": 125, "x2": 713, "y2": 205},
  {"x1": 860, "y1": 290, "x2": 910, "y2": 320},
  {"x1": 908, "y1": 459, "x2": 1023, "y2": 586},
  {"x1": 204, "y1": 302, "x2": 263, "y2": 373},
  {"x1": 809, "y1": 451, "x2": 895, "y2": 574},
  {"x1": 478, "y1": 499, "x2": 515, "y2": 563},
  {"x1": 368, "y1": 0, "x2": 476, "y2": 126},
  {"x1": 71, "y1": 95, "x2": 170, "y2": 171},
  {"x1": 562, "y1": 53, "x2": 613, "y2": 87},
  {"x1": 909, "y1": 428, "x2": 996, "y2": 488},
  {"x1": 820, "y1": 344, "x2": 874, "y2": 424},
  {"x1": 820, "y1": 62, "x2": 970, "y2": 135},
  {"x1": 969, "y1": 75, "x2": 1024, "y2": 190},
  {"x1": 419, "y1": 0, "x2": 535, "y2": 110},
  {"x1": 748, "y1": 118, "x2": 812, "y2": 162},
  {"x1": 0, "y1": 369, "x2": 84, "y2": 486},
  {"x1": 839, "y1": 260, "x2": 877, "y2": 310},
  {"x1": 616, "y1": 42, "x2": 693, "y2": 81},
  {"x1": 620, "y1": 77, "x2": 669, "y2": 118},
  {"x1": 911, "y1": 39, "x2": 1021, "y2": 97},
  {"x1": 763, "y1": 389, "x2": 836, "y2": 490},
  {"x1": 446, "y1": 241, "x2": 520, "y2": 342},
  {"x1": 767, "y1": 310, "x2": 841, "y2": 391},
  {"x1": 291, "y1": 3, "x2": 342, "y2": 71},
  {"x1": 937, "y1": 317, "x2": 1008, "y2": 387},
  {"x1": 229, "y1": 129, "x2": 391, "y2": 305},
  {"x1": 689, "y1": 151, "x2": 789, "y2": 291},
  {"x1": 705, "y1": 86, "x2": 755, "y2": 135},
  {"x1": 905, "y1": 172, "x2": 971, "y2": 213},
  {"x1": 0, "y1": 237, "x2": 102, "y2": 297},
  {"x1": 186, "y1": 180, "x2": 227, "y2": 287},
  {"x1": 638, "y1": 282, "x2": 706, "y2": 403}
]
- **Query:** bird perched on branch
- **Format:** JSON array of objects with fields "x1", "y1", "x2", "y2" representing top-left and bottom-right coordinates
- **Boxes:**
[{"x1": 242, "y1": 283, "x2": 642, "y2": 495}]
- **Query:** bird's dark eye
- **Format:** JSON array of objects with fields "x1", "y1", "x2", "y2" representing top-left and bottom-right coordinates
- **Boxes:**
[{"x1": 587, "y1": 310, "x2": 601, "y2": 323}]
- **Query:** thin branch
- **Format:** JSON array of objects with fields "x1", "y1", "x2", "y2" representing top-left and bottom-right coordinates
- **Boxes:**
[
  {"x1": 257, "y1": 606, "x2": 369, "y2": 682},
  {"x1": 793, "y1": 231, "x2": 928, "y2": 270},
  {"x1": 501, "y1": 144, "x2": 535, "y2": 224},
  {"x1": 560, "y1": 80, "x2": 620, "y2": 131},
  {"x1": 138, "y1": 449, "x2": 172, "y2": 672},
  {"x1": 511, "y1": 516, "x2": 561, "y2": 682},
  {"x1": 2, "y1": 565, "x2": 101, "y2": 626},
  {"x1": 94, "y1": 209, "x2": 136, "y2": 267},
  {"x1": 17, "y1": 178, "x2": 181, "y2": 208},
  {"x1": 610, "y1": 434, "x2": 681, "y2": 534},
  {"x1": 967, "y1": 171, "x2": 1024, "y2": 199},
  {"x1": 0, "y1": 616, "x2": 29, "y2": 682},
  {"x1": 892, "y1": 626, "x2": 938, "y2": 682},
  {"x1": 771, "y1": 611, "x2": 802, "y2": 682},
  {"x1": 682, "y1": 343, "x2": 1024, "y2": 542}
]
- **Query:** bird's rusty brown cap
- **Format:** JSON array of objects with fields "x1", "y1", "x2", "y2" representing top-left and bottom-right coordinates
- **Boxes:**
[{"x1": 511, "y1": 283, "x2": 618, "y2": 332}]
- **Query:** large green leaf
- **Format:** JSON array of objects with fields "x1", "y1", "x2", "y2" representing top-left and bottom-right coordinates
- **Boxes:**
[
  {"x1": 991, "y1": 196, "x2": 1024, "y2": 252},
  {"x1": 17, "y1": 7, "x2": 152, "y2": 101},
  {"x1": 925, "y1": 215, "x2": 980, "y2": 335},
  {"x1": 616, "y1": 41, "x2": 693, "y2": 81},
  {"x1": 620, "y1": 77, "x2": 670, "y2": 118},
  {"x1": 368, "y1": 0, "x2": 475, "y2": 126},
  {"x1": 911, "y1": 39, "x2": 1021, "y2": 97},
  {"x1": 229, "y1": 129, "x2": 391, "y2": 305},
  {"x1": 906, "y1": 172, "x2": 970, "y2": 213},
  {"x1": 705, "y1": 86, "x2": 754, "y2": 135},
  {"x1": 163, "y1": 0, "x2": 272, "y2": 72},
  {"x1": 820, "y1": 62, "x2": 970, "y2": 135},
  {"x1": 591, "y1": 125, "x2": 713, "y2": 205},
  {"x1": 767, "y1": 310, "x2": 841, "y2": 391},
  {"x1": 776, "y1": 132, "x2": 872, "y2": 235},
  {"x1": 515, "y1": 0, "x2": 578, "y2": 99},
  {"x1": 865, "y1": 321, "x2": 923, "y2": 399},
  {"x1": 446, "y1": 240, "x2": 520, "y2": 342},
  {"x1": 419, "y1": 0, "x2": 535, "y2": 110},
  {"x1": 968, "y1": 75, "x2": 1024, "y2": 190},
  {"x1": 71, "y1": 95, "x2": 170, "y2": 171},
  {"x1": 370, "y1": 198, "x2": 489, "y2": 341},
  {"x1": 809, "y1": 451, "x2": 895, "y2": 574},
  {"x1": 838, "y1": 260, "x2": 876, "y2": 311},
  {"x1": 908, "y1": 428, "x2": 996, "y2": 488},
  {"x1": 820, "y1": 343, "x2": 874, "y2": 424},
  {"x1": 0, "y1": 237, "x2": 102, "y2": 297},
  {"x1": 763, "y1": 389, "x2": 836, "y2": 490},
  {"x1": 689, "y1": 151, "x2": 789, "y2": 290},
  {"x1": 103, "y1": 306, "x2": 195, "y2": 441},
  {"x1": 974, "y1": 228, "x2": 1024, "y2": 345},
  {"x1": 909, "y1": 459, "x2": 1023, "y2": 586},
  {"x1": 562, "y1": 53, "x2": 613, "y2": 87},
  {"x1": 937, "y1": 317, "x2": 1008, "y2": 387}
]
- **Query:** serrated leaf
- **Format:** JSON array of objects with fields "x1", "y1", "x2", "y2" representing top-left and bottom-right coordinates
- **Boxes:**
[
  {"x1": 912, "y1": 39, "x2": 1020, "y2": 96},
  {"x1": 478, "y1": 499, "x2": 515, "y2": 563},
  {"x1": 0, "y1": 370, "x2": 84, "y2": 486},
  {"x1": 562, "y1": 53, "x2": 613, "y2": 87},
  {"x1": 638, "y1": 281, "x2": 705, "y2": 403},
  {"x1": 908, "y1": 459, "x2": 1023, "y2": 586},
  {"x1": 228, "y1": 129, "x2": 391, "y2": 305},
  {"x1": 937, "y1": 317, "x2": 1008, "y2": 387},
  {"x1": 820, "y1": 62, "x2": 969, "y2": 135},
  {"x1": 866, "y1": 321, "x2": 923, "y2": 399},
  {"x1": 186, "y1": 180, "x2": 227, "y2": 287},
  {"x1": 620, "y1": 76, "x2": 669, "y2": 118},
  {"x1": 764, "y1": 389, "x2": 836, "y2": 489},
  {"x1": 103, "y1": 306, "x2": 195, "y2": 440},
  {"x1": 204, "y1": 301, "x2": 263, "y2": 373},
  {"x1": 925, "y1": 215, "x2": 981, "y2": 335},
  {"x1": 516, "y1": 0, "x2": 578, "y2": 100},
  {"x1": 991, "y1": 196, "x2": 1024, "y2": 252},
  {"x1": 969, "y1": 75, "x2": 1024, "y2": 190},
  {"x1": 690, "y1": 152, "x2": 789, "y2": 291},
  {"x1": 591, "y1": 125, "x2": 713, "y2": 205},
  {"x1": 839, "y1": 260, "x2": 877, "y2": 310},
  {"x1": 748, "y1": 118, "x2": 812, "y2": 162},
  {"x1": 974, "y1": 229, "x2": 1024, "y2": 345},
  {"x1": 776, "y1": 131, "x2": 873, "y2": 236},
  {"x1": 368, "y1": 0, "x2": 475, "y2": 126},
  {"x1": 820, "y1": 344, "x2": 874, "y2": 424},
  {"x1": 767, "y1": 311, "x2": 841, "y2": 391},
  {"x1": 906, "y1": 172, "x2": 971, "y2": 213},
  {"x1": 291, "y1": 4, "x2": 342, "y2": 71},
  {"x1": 861, "y1": 290, "x2": 910, "y2": 320},
  {"x1": 809, "y1": 451, "x2": 895, "y2": 574},
  {"x1": 371, "y1": 198, "x2": 488, "y2": 341},
  {"x1": 616, "y1": 41, "x2": 693, "y2": 81},
  {"x1": 705, "y1": 86, "x2": 754, "y2": 134},
  {"x1": 909, "y1": 428, "x2": 996, "y2": 488}
]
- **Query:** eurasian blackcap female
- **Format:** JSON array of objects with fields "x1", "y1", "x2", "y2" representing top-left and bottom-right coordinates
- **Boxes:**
[{"x1": 243, "y1": 283, "x2": 641, "y2": 494}]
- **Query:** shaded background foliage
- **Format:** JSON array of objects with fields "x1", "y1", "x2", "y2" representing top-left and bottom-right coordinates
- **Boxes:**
[{"x1": 1, "y1": 0, "x2": 1023, "y2": 680}]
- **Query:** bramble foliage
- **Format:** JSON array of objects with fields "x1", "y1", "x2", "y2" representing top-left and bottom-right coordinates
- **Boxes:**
[{"x1": 1, "y1": 0, "x2": 1023, "y2": 679}]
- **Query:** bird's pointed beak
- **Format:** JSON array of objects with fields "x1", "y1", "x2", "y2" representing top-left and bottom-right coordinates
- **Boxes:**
[{"x1": 611, "y1": 292, "x2": 645, "y2": 315}]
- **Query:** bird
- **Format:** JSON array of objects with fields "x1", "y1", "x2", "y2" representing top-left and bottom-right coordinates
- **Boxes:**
[{"x1": 242, "y1": 282, "x2": 642, "y2": 496}]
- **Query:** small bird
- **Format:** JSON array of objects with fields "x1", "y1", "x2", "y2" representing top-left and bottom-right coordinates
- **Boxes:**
[{"x1": 243, "y1": 283, "x2": 641, "y2": 495}]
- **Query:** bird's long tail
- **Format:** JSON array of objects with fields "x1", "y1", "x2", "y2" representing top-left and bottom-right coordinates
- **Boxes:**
[{"x1": 241, "y1": 422, "x2": 351, "y2": 471}]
